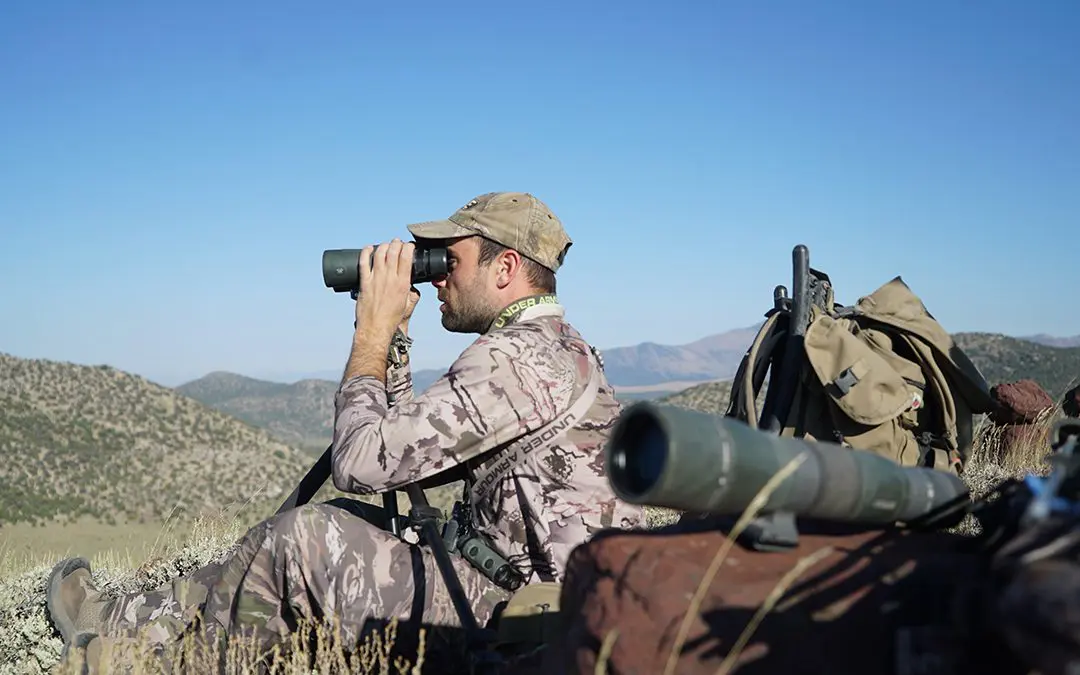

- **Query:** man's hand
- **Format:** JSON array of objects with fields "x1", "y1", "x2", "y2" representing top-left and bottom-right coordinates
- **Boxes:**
[
  {"x1": 342, "y1": 239, "x2": 415, "y2": 384},
  {"x1": 354, "y1": 239, "x2": 415, "y2": 336},
  {"x1": 400, "y1": 285, "x2": 421, "y2": 335}
]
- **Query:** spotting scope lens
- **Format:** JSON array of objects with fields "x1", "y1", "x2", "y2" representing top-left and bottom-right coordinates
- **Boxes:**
[
  {"x1": 604, "y1": 401, "x2": 971, "y2": 528},
  {"x1": 607, "y1": 405, "x2": 669, "y2": 500},
  {"x1": 322, "y1": 245, "x2": 450, "y2": 294}
]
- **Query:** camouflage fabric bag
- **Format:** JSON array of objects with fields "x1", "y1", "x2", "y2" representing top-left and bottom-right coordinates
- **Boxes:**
[{"x1": 727, "y1": 274, "x2": 995, "y2": 474}]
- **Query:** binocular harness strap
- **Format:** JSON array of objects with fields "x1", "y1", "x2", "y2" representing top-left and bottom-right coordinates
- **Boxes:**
[
  {"x1": 452, "y1": 351, "x2": 603, "y2": 587},
  {"x1": 469, "y1": 361, "x2": 602, "y2": 503}
]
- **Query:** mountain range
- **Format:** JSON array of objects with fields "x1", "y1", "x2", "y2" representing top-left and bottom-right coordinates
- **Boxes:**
[
  {"x1": 1021, "y1": 334, "x2": 1080, "y2": 348},
  {"x1": 173, "y1": 327, "x2": 1080, "y2": 461},
  {"x1": 1, "y1": 327, "x2": 1078, "y2": 529}
]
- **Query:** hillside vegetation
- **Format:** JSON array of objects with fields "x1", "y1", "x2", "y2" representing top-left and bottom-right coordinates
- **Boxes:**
[
  {"x1": 658, "y1": 379, "x2": 735, "y2": 414},
  {"x1": 0, "y1": 353, "x2": 310, "y2": 528},
  {"x1": 176, "y1": 372, "x2": 339, "y2": 454},
  {"x1": 954, "y1": 332, "x2": 1080, "y2": 397}
]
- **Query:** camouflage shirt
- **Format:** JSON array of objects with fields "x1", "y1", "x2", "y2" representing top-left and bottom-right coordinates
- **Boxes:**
[{"x1": 332, "y1": 297, "x2": 646, "y2": 583}]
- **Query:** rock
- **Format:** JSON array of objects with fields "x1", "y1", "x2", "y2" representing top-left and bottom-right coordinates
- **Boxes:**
[
  {"x1": 990, "y1": 380, "x2": 1054, "y2": 425},
  {"x1": 553, "y1": 519, "x2": 1025, "y2": 675},
  {"x1": 1063, "y1": 384, "x2": 1080, "y2": 418}
]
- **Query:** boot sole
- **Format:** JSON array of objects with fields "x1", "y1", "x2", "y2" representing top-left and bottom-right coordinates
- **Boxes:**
[{"x1": 46, "y1": 556, "x2": 92, "y2": 645}]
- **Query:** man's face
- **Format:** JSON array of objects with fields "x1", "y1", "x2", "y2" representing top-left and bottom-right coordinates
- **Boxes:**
[{"x1": 430, "y1": 236, "x2": 501, "y2": 334}]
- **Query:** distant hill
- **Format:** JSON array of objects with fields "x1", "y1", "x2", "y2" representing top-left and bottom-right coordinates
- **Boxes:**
[
  {"x1": 953, "y1": 332, "x2": 1080, "y2": 398},
  {"x1": 1020, "y1": 333, "x2": 1080, "y2": 349},
  {"x1": 175, "y1": 368, "x2": 679, "y2": 455},
  {"x1": 597, "y1": 325, "x2": 762, "y2": 387},
  {"x1": 176, "y1": 372, "x2": 340, "y2": 454},
  {"x1": 656, "y1": 379, "x2": 736, "y2": 416},
  {"x1": 0, "y1": 353, "x2": 310, "y2": 527}
]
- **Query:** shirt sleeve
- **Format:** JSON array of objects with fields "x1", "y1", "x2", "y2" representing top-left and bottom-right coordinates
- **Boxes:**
[
  {"x1": 330, "y1": 330, "x2": 574, "y2": 495},
  {"x1": 385, "y1": 361, "x2": 414, "y2": 406}
]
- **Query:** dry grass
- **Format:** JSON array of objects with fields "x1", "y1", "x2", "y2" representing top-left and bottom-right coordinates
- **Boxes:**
[
  {"x1": 0, "y1": 495, "x2": 445, "y2": 674},
  {"x1": 947, "y1": 405, "x2": 1063, "y2": 537},
  {"x1": 53, "y1": 616, "x2": 424, "y2": 675},
  {"x1": 661, "y1": 451, "x2": 810, "y2": 675}
]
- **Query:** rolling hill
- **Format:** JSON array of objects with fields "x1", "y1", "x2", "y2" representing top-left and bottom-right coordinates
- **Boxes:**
[
  {"x1": 0, "y1": 352, "x2": 311, "y2": 527},
  {"x1": 3, "y1": 325, "x2": 1076, "y2": 531},
  {"x1": 175, "y1": 372, "x2": 339, "y2": 454},
  {"x1": 953, "y1": 332, "x2": 1080, "y2": 398},
  {"x1": 597, "y1": 324, "x2": 762, "y2": 387}
]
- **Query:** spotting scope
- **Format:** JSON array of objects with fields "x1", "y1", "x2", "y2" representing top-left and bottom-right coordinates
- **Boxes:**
[
  {"x1": 322, "y1": 244, "x2": 449, "y2": 295},
  {"x1": 605, "y1": 401, "x2": 970, "y2": 526}
]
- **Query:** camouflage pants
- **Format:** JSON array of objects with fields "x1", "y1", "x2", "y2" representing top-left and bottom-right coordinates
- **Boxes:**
[{"x1": 92, "y1": 499, "x2": 510, "y2": 668}]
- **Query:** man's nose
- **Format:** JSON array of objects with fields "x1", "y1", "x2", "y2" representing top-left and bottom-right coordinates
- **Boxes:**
[{"x1": 431, "y1": 275, "x2": 448, "y2": 288}]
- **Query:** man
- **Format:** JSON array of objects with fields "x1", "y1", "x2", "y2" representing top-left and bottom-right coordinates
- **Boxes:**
[{"x1": 46, "y1": 191, "x2": 645, "y2": 670}]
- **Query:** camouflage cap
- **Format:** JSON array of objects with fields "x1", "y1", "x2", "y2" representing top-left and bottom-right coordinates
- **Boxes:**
[{"x1": 406, "y1": 192, "x2": 573, "y2": 273}]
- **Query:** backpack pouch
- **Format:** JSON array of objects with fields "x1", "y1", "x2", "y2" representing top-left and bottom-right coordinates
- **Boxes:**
[
  {"x1": 804, "y1": 314, "x2": 914, "y2": 426},
  {"x1": 804, "y1": 314, "x2": 924, "y2": 464}
]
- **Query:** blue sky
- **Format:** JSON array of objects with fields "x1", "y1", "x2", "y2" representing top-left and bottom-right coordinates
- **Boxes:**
[{"x1": 1, "y1": 1, "x2": 1077, "y2": 386}]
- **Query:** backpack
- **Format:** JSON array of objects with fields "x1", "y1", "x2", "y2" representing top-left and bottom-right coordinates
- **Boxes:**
[{"x1": 725, "y1": 245, "x2": 996, "y2": 474}]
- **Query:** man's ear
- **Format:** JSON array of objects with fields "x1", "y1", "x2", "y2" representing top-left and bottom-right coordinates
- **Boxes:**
[{"x1": 494, "y1": 248, "x2": 523, "y2": 289}]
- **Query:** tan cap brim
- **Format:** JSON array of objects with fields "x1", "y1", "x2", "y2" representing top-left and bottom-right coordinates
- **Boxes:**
[{"x1": 406, "y1": 219, "x2": 476, "y2": 240}]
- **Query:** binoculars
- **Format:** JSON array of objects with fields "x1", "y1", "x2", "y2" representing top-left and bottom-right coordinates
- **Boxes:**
[{"x1": 322, "y1": 244, "x2": 449, "y2": 296}]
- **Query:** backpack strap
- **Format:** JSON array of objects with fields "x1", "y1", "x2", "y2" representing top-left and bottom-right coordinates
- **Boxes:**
[{"x1": 727, "y1": 312, "x2": 783, "y2": 428}]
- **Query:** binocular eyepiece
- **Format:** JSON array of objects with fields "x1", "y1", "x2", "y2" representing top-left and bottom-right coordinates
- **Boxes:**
[{"x1": 322, "y1": 244, "x2": 450, "y2": 295}]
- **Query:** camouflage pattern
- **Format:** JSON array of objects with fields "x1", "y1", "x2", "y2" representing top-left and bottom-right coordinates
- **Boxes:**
[
  {"x1": 406, "y1": 191, "x2": 574, "y2": 272},
  {"x1": 61, "y1": 296, "x2": 641, "y2": 669},
  {"x1": 332, "y1": 300, "x2": 646, "y2": 582},
  {"x1": 88, "y1": 501, "x2": 508, "y2": 663}
]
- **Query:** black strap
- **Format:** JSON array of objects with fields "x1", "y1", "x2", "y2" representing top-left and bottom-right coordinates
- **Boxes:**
[
  {"x1": 275, "y1": 444, "x2": 331, "y2": 515},
  {"x1": 514, "y1": 483, "x2": 557, "y2": 582}
]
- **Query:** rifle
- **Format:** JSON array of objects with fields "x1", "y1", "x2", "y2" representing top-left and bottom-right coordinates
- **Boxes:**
[
  {"x1": 756, "y1": 243, "x2": 834, "y2": 434},
  {"x1": 724, "y1": 244, "x2": 837, "y2": 550}
]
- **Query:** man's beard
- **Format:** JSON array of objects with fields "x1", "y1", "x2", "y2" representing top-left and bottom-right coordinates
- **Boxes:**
[{"x1": 441, "y1": 289, "x2": 499, "y2": 334}]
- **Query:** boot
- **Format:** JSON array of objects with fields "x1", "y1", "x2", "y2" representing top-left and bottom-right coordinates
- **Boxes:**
[
  {"x1": 58, "y1": 633, "x2": 148, "y2": 675},
  {"x1": 46, "y1": 558, "x2": 110, "y2": 656}
]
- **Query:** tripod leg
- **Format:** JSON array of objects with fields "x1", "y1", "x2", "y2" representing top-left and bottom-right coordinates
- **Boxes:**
[{"x1": 404, "y1": 485, "x2": 480, "y2": 633}]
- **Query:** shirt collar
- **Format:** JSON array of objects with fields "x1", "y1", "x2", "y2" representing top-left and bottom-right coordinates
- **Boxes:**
[{"x1": 486, "y1": 294, "x2": 563, "y2": 333}]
